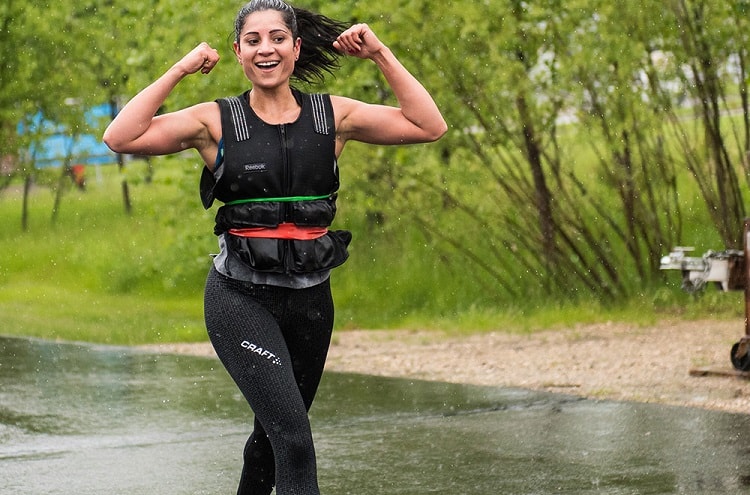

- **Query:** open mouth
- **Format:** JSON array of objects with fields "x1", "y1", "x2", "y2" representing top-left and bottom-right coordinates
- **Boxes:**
[{"x1": 256, "y1": 61, "x2": 280, "y2": 69}]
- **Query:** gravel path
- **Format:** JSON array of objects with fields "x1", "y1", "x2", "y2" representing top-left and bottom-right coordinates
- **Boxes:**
[{"x1": 140, "y1": 318, "x2": 750, "y2": 415}]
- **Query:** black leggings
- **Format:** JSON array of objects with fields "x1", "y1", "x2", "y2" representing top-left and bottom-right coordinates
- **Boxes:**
[{"x1": 204, "y1": 267, "x2": 334, "y2": 495}]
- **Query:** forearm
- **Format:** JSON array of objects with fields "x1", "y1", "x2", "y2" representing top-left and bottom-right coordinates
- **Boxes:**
[
  {"x1": 371, "y1": 47, "x2": 447, "y2": 138},
  {"x1": 103, "y1": 42, "x2": 219, "y2": 153},
  {"x1": 102, "y1": 65, "x2": 186, "y2": 151}
]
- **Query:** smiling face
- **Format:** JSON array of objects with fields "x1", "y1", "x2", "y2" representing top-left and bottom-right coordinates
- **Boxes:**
[{"x1": 233, "y1": 9, "x2": 301, "y2": 90}]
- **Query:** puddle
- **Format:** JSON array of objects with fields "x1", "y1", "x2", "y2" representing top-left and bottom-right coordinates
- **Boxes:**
[{"x1": 1, "y1": 335, "x2": 749, "y2": 494}]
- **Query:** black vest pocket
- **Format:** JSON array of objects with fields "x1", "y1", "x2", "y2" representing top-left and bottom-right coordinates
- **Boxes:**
[
  {"x1": 226, "y1": 230, "x2": 352, "y2": 274},
  {"x1": 291, "y1": 230, "x2": 352, "y2": 272},
  {"x1": 199, "y1": 166, "x2": 217, "y2": 209},
  {"x1": 226, "y1": 235, "x2": 285, "y2": 273}
]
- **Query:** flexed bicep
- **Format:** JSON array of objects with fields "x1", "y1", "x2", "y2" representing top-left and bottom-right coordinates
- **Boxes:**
[
  {"x1": 110, "y1": 103, "x2": 218, "y2": 157},
  {"x1": 330, "y1": 26, "x2": 446, "y2": 148},
  {"x1": 334, "y1": 96, "x2": 444, "y2": 147},
  {"x1": 103, "y1": 43, "x2": 221, "y2": 155}
]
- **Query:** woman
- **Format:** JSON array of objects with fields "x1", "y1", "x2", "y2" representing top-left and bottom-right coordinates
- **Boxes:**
[{"x1": 103, "y1": 1, "x2": 446, "y2": 494}]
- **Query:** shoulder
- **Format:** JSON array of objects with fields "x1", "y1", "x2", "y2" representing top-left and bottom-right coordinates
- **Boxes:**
[
  {"x1": 329, "y1": 95, "x2": 386, "y2": 142},
  {"x1": 176, "y1": 100, "x2": 220, "y2": 123},
  {"x1": 177, "y1": 101, "x2": 221, "y2": 160},
  {"x1": 330, "y1": 94, "x2": 358, "y2": 113},
  {"x1": 194, "y1": 100, "x2": 220, "y2": 116},
  {"x1": 151, "y1": 100, "x2": 220, "y2": 143},
  {"x1": 188, "y1": 101, "x2": 221, "y2": 136},
  {"x1": 330, "y1": 95, "x2": 364, "y2": 128}
]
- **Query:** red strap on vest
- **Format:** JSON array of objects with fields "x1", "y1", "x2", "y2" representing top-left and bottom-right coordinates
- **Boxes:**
[{"x1": 228, "y1": 223, "x2": 328, "y2": 240}]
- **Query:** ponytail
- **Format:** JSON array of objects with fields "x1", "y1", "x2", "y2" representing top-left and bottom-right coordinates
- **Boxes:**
[{"x1": 293, "y1": 8, "x2": 348, "y2": 83}]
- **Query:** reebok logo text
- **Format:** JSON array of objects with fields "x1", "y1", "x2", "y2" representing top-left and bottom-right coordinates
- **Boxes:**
[{"x1": 244, "y1": 163, "x2": 267, "y2": 172}]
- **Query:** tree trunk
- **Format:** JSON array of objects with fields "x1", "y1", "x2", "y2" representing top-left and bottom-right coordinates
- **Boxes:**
[
  {"x1": 51, "y1": 163, "x2": 71, "y2": 224},
  {"x1": 121, "y1": 177, "x2": 132, "y2": 215},
  {"x1": 109, "y1": 97, "x2": 132, "y2": 215},
  {"x1": 21, "y1": 174, "x2": 31, "y2": 232}
]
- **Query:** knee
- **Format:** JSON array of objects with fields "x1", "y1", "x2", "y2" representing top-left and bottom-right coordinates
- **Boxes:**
[{"x1": 273, "y1": 423, "x2": 316, "y2": 468}]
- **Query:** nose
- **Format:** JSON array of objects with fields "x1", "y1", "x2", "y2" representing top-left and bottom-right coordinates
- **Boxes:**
[{"x1": 258, "y1": 37, "x2": 275, "y2": 54}]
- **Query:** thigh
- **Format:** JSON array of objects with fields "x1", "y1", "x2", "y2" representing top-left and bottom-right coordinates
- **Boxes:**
[
  {"x1": 203, "y1": 269, "x2": 304, "y2": 417},
  {"x1": 278, "y1": 279, "x2": 335, "y2": 409}
]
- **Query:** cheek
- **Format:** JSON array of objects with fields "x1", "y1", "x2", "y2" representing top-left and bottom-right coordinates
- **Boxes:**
[{"x1": 239, "y1": 53, "x2": 253, "y2": 66}]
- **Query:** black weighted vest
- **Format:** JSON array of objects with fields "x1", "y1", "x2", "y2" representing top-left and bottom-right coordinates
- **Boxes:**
[{"x1": 200, "y1": 90, "x2": 351, "y2": 274}]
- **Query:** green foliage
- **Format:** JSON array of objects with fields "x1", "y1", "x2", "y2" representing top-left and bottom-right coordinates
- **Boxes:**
[
  {"x1": 0, "y1": 158, "x2": 741, "y2": 345},
  {"x1": 1, "y1": 0, "x2": 748, "y2": 345}
]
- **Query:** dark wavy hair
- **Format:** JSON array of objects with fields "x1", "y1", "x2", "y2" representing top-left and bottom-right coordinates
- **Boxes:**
[{"x1": 234, "y1": 0, "x2": 348, "y2": 84}]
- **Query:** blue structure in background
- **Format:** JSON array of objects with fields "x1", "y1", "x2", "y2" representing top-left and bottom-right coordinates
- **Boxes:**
[{"x1": 20, "y1": 104, "x2": 117, "y2": 168}]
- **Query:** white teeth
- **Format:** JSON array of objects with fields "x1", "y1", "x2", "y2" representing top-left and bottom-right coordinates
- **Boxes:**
[{"x1": 257, "y1": 62, "x2": 279, "y2": 68}]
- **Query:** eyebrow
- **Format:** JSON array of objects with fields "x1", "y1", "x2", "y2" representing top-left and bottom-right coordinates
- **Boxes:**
[{"x1": 243, "y1": 28, "x2": 290, "y2": 37}]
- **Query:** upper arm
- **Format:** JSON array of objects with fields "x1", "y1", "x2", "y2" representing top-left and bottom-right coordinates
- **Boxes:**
[
  {"x1": 104, "y1": 102, "x2": 220, "y2": 158},
  {"x1": 331, "y1": 95, "x2": 443, "y2": 148}
]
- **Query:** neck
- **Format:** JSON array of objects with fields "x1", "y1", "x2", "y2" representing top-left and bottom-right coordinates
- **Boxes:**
[
  {"x1": 248, "y1": 86, "x2": 300, "y2": 124},
  {"x1": 253, "y1": 86, "x2": 299, "y2": 112}
]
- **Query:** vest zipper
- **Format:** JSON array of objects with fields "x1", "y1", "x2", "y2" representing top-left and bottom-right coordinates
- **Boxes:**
[
  {"x1": 279, "y1": 124, "x2": 290, "y2": 221},
  {"x1": 279, "y1": 123, "x2": 292, "y2": 272}
]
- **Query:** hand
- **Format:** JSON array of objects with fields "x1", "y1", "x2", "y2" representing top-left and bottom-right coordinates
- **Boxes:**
[
  {"x1": 333, "y1": 24, "x2": 385, "y2": 60},
  {"x1": 174, "y1": 42, "x2": 220, "y2": 76}
]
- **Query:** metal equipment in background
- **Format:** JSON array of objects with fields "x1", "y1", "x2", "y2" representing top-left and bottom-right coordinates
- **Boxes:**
[
  {"x1": 659, "y1": 247, "x2": 744, "y2": 293},
  {"x1": 659, "y1": 219, "x2": 750, "y2": 372}
]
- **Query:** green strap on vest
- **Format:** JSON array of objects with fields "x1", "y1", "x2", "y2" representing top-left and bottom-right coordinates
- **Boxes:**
[{"x1": 224, "y1": 194, "x2": 331, "y2": 206}]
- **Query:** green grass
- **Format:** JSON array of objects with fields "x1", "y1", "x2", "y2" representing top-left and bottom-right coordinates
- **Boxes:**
[
  {"x1": 0, "y1": 282, "x2": 205, "y2": 345},
  {"x1": 1, "y1": 160, "x2": 211, "y2": 344},
  {"x1": 0, "y1": 158, "x2": 744, "y2": 346}
]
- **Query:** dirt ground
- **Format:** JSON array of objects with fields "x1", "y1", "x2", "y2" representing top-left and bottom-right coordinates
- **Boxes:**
[{"x1": 142, "y1": 318, "x2": 750, "y2": 415}]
